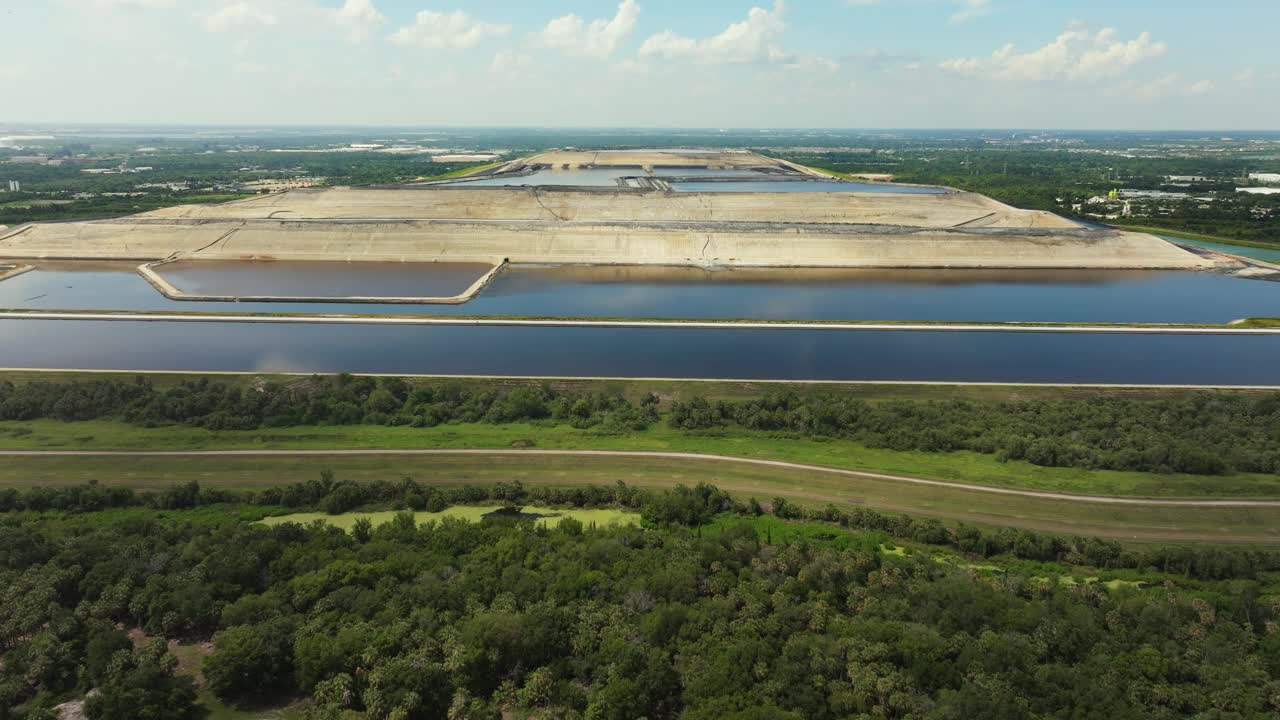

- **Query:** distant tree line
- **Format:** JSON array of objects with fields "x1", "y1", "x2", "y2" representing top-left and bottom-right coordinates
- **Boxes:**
[
  {"x1": 0, "y1": 376, "x2": 658, "y2": 432},
  {"x1": 670, "y1": 392, "x2": 1280, "y2": 476},
  {"x1": 2, "y1": 477, "x2": 1275, "y2": 583},
  {"x1": 778, "y1": 147, "x2": 1280, "y2": 244},
  {"x1": 3, "y1": 377, "x2": 1278, "y2": 477}
]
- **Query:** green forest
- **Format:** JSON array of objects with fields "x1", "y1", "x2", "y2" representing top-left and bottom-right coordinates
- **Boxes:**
[
  {"x1": 2, "y1": 375, "x2": 1277, "y2": 477},
  {"x1": 3, "y1": 477, "x2": 1280, "y2": 719},
  {"x1": 776, "y1": 148, "x2": 1280, "y2": 245},
  {"x1": 0, "y1": 151, "x2": 488, "y2": 226}
]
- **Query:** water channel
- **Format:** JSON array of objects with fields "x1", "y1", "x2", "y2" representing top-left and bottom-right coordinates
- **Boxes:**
[
  {"x1": 159, "y1": 260, "x2": 492, "y2": 298},
  {"x1": 441, "y1": 168, "x2": 945, "y2": 194},
  {"x1": 1, "y1": 320, "x2": 1277, "y2": 384},
  {"x1": 669, "y1": 180, "x2": 946, "y2": 194},
  {"x1": 2, "y1": 262, "x2": 1275, "y2": 324}
]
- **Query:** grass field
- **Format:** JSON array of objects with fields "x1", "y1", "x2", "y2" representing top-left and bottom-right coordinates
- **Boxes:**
[
  {"x1": 164, "y1": 641, "x2": 305, "y2": 720},
  {"x1": 1235, "y1": 317, "x2": 1280, "y2": 328},
  {"x1": 2, "y1": 370, "x2": 1268, "y2": 402},
  {"x1": 1116, "y1": 224, "x2": 1280, "y2": 252},
  {"x1": 259, "y1": 505, "x2": 640, "y2": 530},
  {"x1": 3, "y1": 418, "x2": 1277, "y2": 499},
  {"x1": 414, "y1": 161, "x2": 503, "y2": 182},
  {"x1": 5, "y1": 451, "x2": 1279, "y2": 544},
  {"x1": 3, "y1": 372, "x2": 1278, "y2": 543}
]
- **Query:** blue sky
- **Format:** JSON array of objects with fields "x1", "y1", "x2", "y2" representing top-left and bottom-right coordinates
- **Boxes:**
[{"x1": 4, "y1": 1, "x2": 1277, "y2": 128}]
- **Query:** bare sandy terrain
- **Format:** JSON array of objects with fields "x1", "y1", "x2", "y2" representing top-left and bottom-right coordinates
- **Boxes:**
[
  {"x1": 0, "y1": 150, "x2": 1219, "y2": 270},
  {"x1": 133, "y1": 186, "x2": 1079, "y2": 230}
]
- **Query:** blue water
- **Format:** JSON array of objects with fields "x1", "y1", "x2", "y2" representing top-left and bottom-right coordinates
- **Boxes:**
[
  {"x1": 1153, "y1": 234, "x2": 1280, "y2": 264},
  {"x1": 448, "y1": 167, "x2": 769, "y2": 187},
  {"x1": 160, "y1": 261, "x2": 491, "y2": 298},
  {"x1": 449, "y1": 169, "x2": 635, "y2": 187},
  {"x1": 2, "y1": 264, "x2": 1275, "y2": 324},
  {"x1": 670, "y1": 180, "x2": 946, "y2": 194},
  {"x1": 0, "y1": 320, "x2": 1276, "y2": 384}
]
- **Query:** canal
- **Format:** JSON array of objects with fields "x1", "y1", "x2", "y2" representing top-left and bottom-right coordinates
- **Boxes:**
[
  {"x1": 2, "y1": 263, "x2": 1276, "y2": 324},
  {"x1": 1, "y1": 320, "x2": 1277, "y2": 384}
]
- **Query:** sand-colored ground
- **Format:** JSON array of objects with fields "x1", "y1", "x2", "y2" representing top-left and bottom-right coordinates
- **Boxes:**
[
  {"x1": 0, "y1": 263, "x2": 34, "y2": 281},
  {"x1": 132, "y1": 186, "x2": 1078, "y2": 230},
  {"x1": 0, "y1": 150, "x2": 1219, "y2": 270},
  {"x1": 0, "y1": 218, "x2": 1209, "y2": 268}
]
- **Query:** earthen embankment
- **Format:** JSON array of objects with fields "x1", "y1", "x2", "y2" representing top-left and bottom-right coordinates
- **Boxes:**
[{"x1": 0, "y1": 150, "x2": 1220, "y2": 270}]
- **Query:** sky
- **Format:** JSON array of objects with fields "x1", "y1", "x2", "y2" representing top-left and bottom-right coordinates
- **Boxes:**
[{"x1": 3, "y1": 0, "x2": 1277, "y2": 129}]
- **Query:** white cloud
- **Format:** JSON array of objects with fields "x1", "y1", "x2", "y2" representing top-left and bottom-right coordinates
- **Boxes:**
[
  {"x1": 535, "y1": 0, "x2": 639, "y2": 60},
  {"x1": 390, "y1": 10, "x2": 511, "y2": 49},
  {"x1": 639, "y1": 0, "x2": 789, "y2": 64},
  {"x1": 68, "y1": 0, "x2": 176, "y2": 8},
  {"x1": 847, "y1": 48, "x2": 923, "y2": 73},
  {"x1": 1130, "y1": 73, "x2": 1179, "y2": 101},
  {"x1": 1186, "y1": 79, "x2": 1214, "y2": 95},
  {"x1": 1230, "y1": 67, "x2": 1279, "y2": 87},
  {"x1": 1072, "y1": 28, "x2": 1166, "y2": 79},
  {"x1": 940, "y1": 24, "x2": 1166, "y2": 82},
  {"x1": 411, "y1": 66, "x2": 459, "y2": 90},
  {"x1": 152, "y1": 53, "x2": 193, "y2": 71},
  {"x1": 491, "y1": 49, "x2": 533, "y2": 75},
  {"x1": 234, "y1": 61, "x2": 268, "y2": 74},
  {"x1": 327, "y1": 0, "x2": 385, "y2": 44},
  {"x1": 610, "y1": 58, "x2": 652, "y2": 75},
  {"x1": 1110, "y1": 73, "x2": 1214, "y2": 102},
  {"x1": 780, "y1": 54, "x2": 840, "y2": 73},
  {"x1": 949, "y1": 0, "x2": 990, "y2": 24},
  {"x1": 201, "y1": 2, "x2": 278, "y2": 32}
]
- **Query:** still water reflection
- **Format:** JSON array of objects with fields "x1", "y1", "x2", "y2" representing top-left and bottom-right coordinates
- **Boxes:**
[
  {"x1": 0, "y1": 320, "x2": 1276, "y2": 385},
  {"x1": 2, "y1": 263, "x2": 1275, "y2": 324},
  {"x1": 159, "y1": 261, "x2": 492, "y2": 298},
  {"x1": 670, "y1": 180, "x2": 946, "y2": 194}
]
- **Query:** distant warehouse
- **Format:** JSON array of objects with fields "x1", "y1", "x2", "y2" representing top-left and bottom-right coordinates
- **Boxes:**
[{"x1": 1248, "y1": 172, "x2": 1280, "y2": 184}]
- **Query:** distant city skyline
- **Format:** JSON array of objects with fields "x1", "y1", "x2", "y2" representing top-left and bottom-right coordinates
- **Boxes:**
[{"x1": 5, "y1": 1, "x2": 1277, "y2": 129}]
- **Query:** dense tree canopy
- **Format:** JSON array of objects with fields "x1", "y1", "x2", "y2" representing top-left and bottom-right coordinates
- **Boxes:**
[
  {"x1": 2, "y1": 481, "x2": 1279, "y2": 718},
  {"x1": 668, "y1": 391, "x2": 1280, "y2": 476},
  {"x1": 2, "y1": 377, "x2": 1278, "y2": 478}
]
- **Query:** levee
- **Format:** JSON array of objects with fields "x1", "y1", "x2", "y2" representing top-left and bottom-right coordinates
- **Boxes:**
[
  {"x1": 0, "y1": 216, "x2": 1213, "y2": 269},
  {"x1": 0, "y1": 148, "x2": 1224, "y2": 270}
]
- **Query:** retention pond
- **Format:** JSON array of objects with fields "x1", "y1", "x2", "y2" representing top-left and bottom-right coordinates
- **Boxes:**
[
  {"x1": 156, "y1": 260, "x2": 493, "y2": 299},
  {"x1": 1, "y1": 320, "x2": 1277, "y2": 384},
  {"x1": 3, "y1": 262, "x2": 1276, "y2": 324},
  {"x1": 669, "y1": 180, "x2": 946, "y2": 194}
]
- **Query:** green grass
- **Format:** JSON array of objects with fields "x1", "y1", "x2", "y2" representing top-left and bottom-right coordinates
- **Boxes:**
[
  {"x1": 1, "y1": 370, "x2": 1268, "y2": 404},
  {"x1": 1236, "y1": 317, "x2": 1280, "y2": 328},
  {"x1": 157, "y1": 638, "x2": 308, "y2": 720},
  {"x1": 260, "y1": 505, "x2": 640, "y2": 531},
  {"x1": 2, "y1": 374, "x2": 1278, "y2": 543},
  {"x1": 415, "y1": 162, "x2": 503, "y2": 181},
  {"x1": 1, "y1": 418, "x2": 1276, "y2": 499},
  {"x1": 707, "y1": 515, "x2": 1159, "y2": 588},
  {"x1": 1117, "y1": 224, "x2": 1280, "y2": 251},
  {"x1": 198, "y1": 693, "x2": 306, "y2": 720},
  {"x1": 7, "y1": 451, "x2": 1276, "y2": 544}
]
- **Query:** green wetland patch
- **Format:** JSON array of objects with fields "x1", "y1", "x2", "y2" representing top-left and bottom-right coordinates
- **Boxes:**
[{"x1": 259, "y1": 504, "x2": 640, "y2": 531}]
